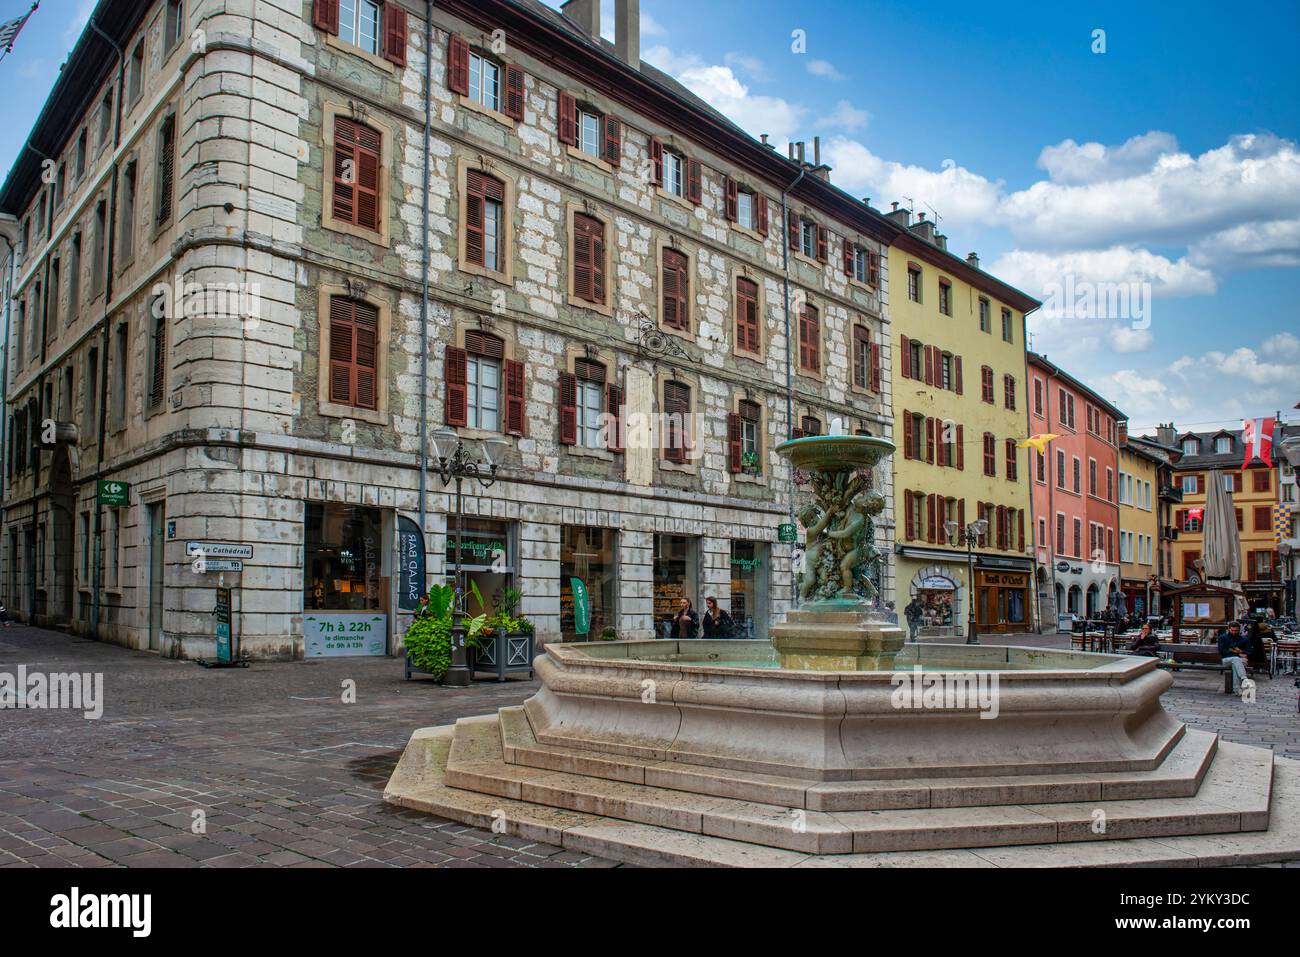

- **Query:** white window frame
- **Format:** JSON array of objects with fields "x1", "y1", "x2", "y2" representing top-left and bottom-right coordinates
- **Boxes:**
[
  {"x1": 576, "y1": 378, "x2": 603, "y2": 449},
  {"x1": 663, "y1": 149, "x2": 685, "y2": 196},
  {"x1": 483, "y1": 196, "x2": 502, "y2": 272},
  {"x1": 466, "y1": 354, "x2": 500, "y2": 432},
  {"x1": 800, "y1": 219, "x2": 816, "y2": 258},
  {"x1": 339, "y1": 0, "x2": 381, "y2": 55},
  {"x1": 736, "y1": 190, "x2": 754, "y2": 230}
]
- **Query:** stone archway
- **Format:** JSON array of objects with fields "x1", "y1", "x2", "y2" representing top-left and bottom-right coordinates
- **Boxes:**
[
  {"x1": 908, "y1": 564, "x2": 962, "y2": 636},
  {"x1": 47, "y1": 445, "x2": 76, "y2": 626}
]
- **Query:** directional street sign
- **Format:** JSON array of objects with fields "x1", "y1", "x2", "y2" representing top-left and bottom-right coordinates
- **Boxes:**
[
  {"x1": 185, "y1": 542, "x2": 253, "y2": 559},
  {"x1": 201, "y1": 560, "x2": 244, "y2": 572}
]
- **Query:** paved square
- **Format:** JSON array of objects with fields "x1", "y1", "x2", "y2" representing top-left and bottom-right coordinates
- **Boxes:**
[{"x1": 1, "y1": 626, "x2": 1295, "y2": 867}]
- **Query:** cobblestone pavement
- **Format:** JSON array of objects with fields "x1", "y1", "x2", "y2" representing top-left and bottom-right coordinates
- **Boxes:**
[{"x1": 1, "y1": 626, "x2": 1296, "y2": 867}]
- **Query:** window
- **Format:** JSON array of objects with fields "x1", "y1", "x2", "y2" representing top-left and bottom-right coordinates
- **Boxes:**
[
  {"x1": 60, "y1": 366, "x2": 73, "y2": 420},
  {"x1": 1252, "y1": 470, "x2": 1270, "y2": 493},
  {"x1": 1223, "y1": 472, "x2": 1238, "y2": 493},
  {"x1": 938, "y1": 279, "x2": 951, "y2": 316},
  {"x1": 74, "y1": 129, "x2": 87, "y2": 181},
  {"x1": 1073, "y1": 518, "x2": 1082, "y2": 557},
  {"x1": 1072, "y1": 456, "x2": 1081, "y2": 494},
  {"x1": 107, "y1": 510, "x2": 121, "y2": 589},
  {"x1": 54, "y1": 164, "x2": 65, "y2": 210},
  {"x1": 578, "y1": 108, "x2": 603, "y2": 159},
  {"x1": 86, "y1": 347, "x2": 99, "y2": 438},
  {"x1": 663, "y1": 148, "x2": 685, "y2": 196},
  {"x1": 111, "y1": 323, "x2": 128, "y2": 427},
  {"x1": 663, "y1": 381, "x2": 691, "y2": 463},
  {"x1": 464, "y1": 170, "x2": 505, "y2": 272},
  {"x1": 571, "y1": 213, "x2": 606, "y2": 306},
  {"x1": 49, "y1": 258, "x2": 60, "y2": 330},
  {"x1": 978, "y1": 297, "x2": 990, "y2": 333},
  {"x1": 152, "y1": 114, "x2": 180, "y2": 230},
  {"x1": 1182, "y1": 474, "x2": 1199, "y2": 495},
  {"x1": 1036, "y1": 450, "x2": 1045, "y2": 482},
  {"x1": 149, "y1": 293, "x2": 168, "y2": 409},
  {"x1": 940, "y1": 352, "x2": 952, "y2": 390},
  {"x1": 326, "y1": 296, "x2": 379, "y2": 410},
  {"x1": 574, "y1": 360, "x2": 606, "y2": 449},
  {"x1": 1005, "y1": 440, "x2": 1018, "y2": 481},
  {"x1": 1106, "y1": 468, "x2": 1114, "y2": 501},
  {"x1": 852, "y1": 325, "x2": 878, "y2": 392},
  {"x1": 661, "y1": 247, "x2": 690, "y2": 332},
  {"x1": 466, "y1": 54, "x2": 497, "y2": 111},
  {"x1": 1001, "y1": 307, "x2": 1013, "y2": 343},
  {"x1": 798, "y1": 304, "x2": 820, "y2": 374},
  {"x1": 330, "y1": 116, "x2": 379, "y2": 232},
  {"x1": 907, "y1": 265, "x2": 921, "y2": 302},
  {"x1": 1214, "y1": 435, "x2": 1232, "y2": 454},
  {"x1": 736, "y1": 189, "x2": 754, "y2": 230},
  {"x1": 800, "y1": 415, "x2": 822, "y2": 437},
  {"x1": 981, "y1": 365, "x2": 994, "y2": 403},
  {"x1": 128, "y1": 41, "x2": 144, "y2": 103},
  {"x1": 911, "y1": 340, "x2": 924, "y2": 379},
  {"x1": 735, "y1": 276, "x2": 761, "y2": 354},
  {"x1": 13, "y1": 301, "x2": 24, "y2": 370},
  {"x1": 68, "y1": 232, "x2": 81, "y2": 323},
  {"x1": 91, "y1": 200, "x2": 107, "y2": 296},
  {"x1": 80, "y1": 512, "x2": 91, "y2": 582},
  {"x1": 465, "y1": 345, "x2": 500, "y2": 432},
  {"x1": 1003, "y1": 374, "x2": 1016, "y2": 410},
  {"x1": 164, "y1": 0, "x2": 184, "y2": 53},
  {"x1": 1182, "y1": 438, "x2": 1199, "y2": 456},
  {"x1": 98, "y1": 90, "x2": 113, "y2": 151},
  {"x1": 118, "y1": 160, "x2": 137, "y2": 260},
  {"x1": 1088, "y1": 459, "x2": 1097, "y2": 495},
  {"x1": 1180, "y1": 510, "x2": 1202, "y2": 533},
  {"x1": 848, "y1": 245, "x2": 879, "y2": 285},
  {"x1": 732, "y1": 399, "x2": 762, "y2": 475},
  {"x1": 1033, "y1": 378, "x2": 1043, "y2": 416},
  {"x1": 1056, "y1": 514, "x2": 1065, "y2": 554},
  {"x1": 339, "y1": 0, "x2": 382, "y2": 55},
  {"x1": 983, "y1": 433, "x2": 996, "y2": 477}
]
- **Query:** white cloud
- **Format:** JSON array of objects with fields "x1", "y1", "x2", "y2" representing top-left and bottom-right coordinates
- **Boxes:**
[
  {"x1": 806, "y1": 59, "x2": 845, "y2": 81},
  {"x1": 723, "y1": 52, "x2": 768, "y2": 82},
  {"x1": 1037, "y1": 131, "x2": 1180, "y2": 185},
  {"x1": 991, "y1": 246, "x2": 1217, "y2": 306},
  {"x1": 816, "y1": 100, "x2": 869, "y2": 133},
  {"x1": 1109, "y1": 327, "x2": 1155, "y2": 353},
  {"x1": 1188, "y1": 217, "x2": 1300, "y2": 271},
  {"x1": 1262, "y1": 332, "x2": 1300, "y2": 357}
]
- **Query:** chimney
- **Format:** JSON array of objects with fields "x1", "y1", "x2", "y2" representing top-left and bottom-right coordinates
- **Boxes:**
[
  {"x1": 1118, "y1": 420, "x2": 1129, "y2": 446},
  {"x1": 884, "y1": 201, "x2": 910, "y2": 228},
  {"x1": 560, "y1": 0, "x2": 599, "y2": 37},
  {"x1": 796, "y1": 141, "x2": 806, "y2": 164},
  {"x1": 614, "y1": 0, "x2": 640, "y2": 70},
  {"x1": 813, "y1": 136, "x2": 821, "y2": 166},
  {"x1": 934, "y1": 233, "x2": 947, "y2": 251},
  {"x1": 910, "y1": 212, "x2": 936, "y2": 244},
  {"x1": 966, "y1": 252, "x2": 980, "y2": 270},
  {"x1": 1156, "y1": 423, "x2": 1176, "y2": 448}
]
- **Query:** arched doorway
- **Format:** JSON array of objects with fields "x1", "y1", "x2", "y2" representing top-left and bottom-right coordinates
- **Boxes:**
[
  {"x1": 1067, "y1": 585, "x2": 1082, "y2": 616},
  {"x1": 1086, "y1": 583, "x2": 1100, "y2": 617},
  {"x1": 47, "y1": 446, "x2": 76, "y2": 626}
]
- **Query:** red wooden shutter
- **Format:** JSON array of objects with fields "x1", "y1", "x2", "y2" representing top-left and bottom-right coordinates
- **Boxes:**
[
  {"x1": 603, "y1": 115, "x2": 621, "y2": 167},
  {"x1": 958, "y1": 499, "x2": 966, "y2": 534},
  {"x1": 649, "y1": 137, "x2": 664, "y2": 186},
  {"x1": 842, "y1": 238, "x2": 854, "y2": 276},
  {"x1": 903, "y1": 411, "x2": 913, "y2": 459},
  {"x1": 444, "y1": 346, "x2": 467, "y2": 426},
  {"x1": 727, "y1": 412, "x2": 743, "y2": 473},
  {"x1": 924, "y1": 344, "x2": 934, "y2": 385},
  {"x1": 558, "y1": 371, "x2": 577, "y2": 445},
  {"x1": 448, "y1": 35, "x2": 469, "y2": 95},
  {"x1": 313, "y1": 0, "x2": 339, "y2": 34},
  {"x1": 505, "y1": 359, "x2": 525, "y2": 436},
  {"x1": 904, "y1": 490, "x2": 915, "y2": 540},
  {"x1": 1018, "y1": 512, "x2": 1025, "y2": 553},
  {"x1": 736, "y1": 277, "x2": 759, "y2": 352},
  {"x1": 755, "y1": 194, "x2": 768, "y2": 236},
  {"x1": 927, "y1": 494, "x2": 937, "y2": 543},
  {"x1": 956, "y1": 424, "x2": 965, "y2": 470},
  {"x1": 383, "y1": 4, "x2": 408, "y2": 66},
  {"x1": 815, "y1": 225, "x2": 829, "y2": 262},
  {"x1": 686, "y1": 157, "x2": 702, "y2": 204},
  {"x1": 353, "y1": 301, "x2": 378, "y2": 409},
  {"x1": 900, "y1": 334, "x2": 912, "y2": 378},
  {"x1": 663, "y1": 248, "x2": 688, "y2": 330},
  {"x1": 868, "y1": 250, "x2": 880, "y2": 286},
  {"x1": 937, "y1": 429, "x2": 947, "y2": 467},
  {"x1": 787, "y1": 210, "x2": 799, "y2": 250},
  {"x1": 954, "y1": 356, "x2": 963, "y2": 395},
  {"x1": 606, "y1": 383, "x2": 623, "y2": 452},
  {"x1": 870, "y1": 341, "x2": 881, "y2": 392},
  {"x1": 573, "y1": 215, "x2": 605, "y2": 303},
  {"x1": 926, "y1": 417, "x2": 935, "y2": 464},
  {"x1": 334, "y1": 119, "x2": 381, "y2": 231},
  {"x1": 724, "y1": 177, "x2": 738, "y2": 221},
  {"x1": 558, "y1": 91, "x2": 577, "y2": 146},
  {"x1": 464, "y1": 171, "x2": 486, "y2": 266},
  {"x1": 504, "y1": 64, "x2": 526, "y2": 120},
  {"x1": 664, "y1": 382, "x2": 690, "y2": 463}
]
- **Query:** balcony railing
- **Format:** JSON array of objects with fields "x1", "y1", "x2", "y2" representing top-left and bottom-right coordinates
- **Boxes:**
[
  {"x1": 1160, "y1": 526, "x2": 1180, "y2": 541},
  {"x1": 1159, "y1": 485, "x2": 1184, "y2": 503}
]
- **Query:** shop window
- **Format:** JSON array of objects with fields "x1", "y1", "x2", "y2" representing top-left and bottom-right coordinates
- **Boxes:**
[
  {"x1": 730, "y1": 541, "x2": 769, "y2": 639},
  {"x1": 561, "y1": 526, "x2": 617, "y2": 639},
  {"x1": 654, "y1": 533, "x2": 699, "y2": 635},
  {"x1": 304, "y1": 503, "x2": 384, "y2": 611},
  {"x1": 447, "y1": 518, "x2": 514, "y2": 616}
]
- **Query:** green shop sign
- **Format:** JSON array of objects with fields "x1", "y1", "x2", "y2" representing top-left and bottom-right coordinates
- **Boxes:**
[
  {"x1": 777, "y1": 523, "x2": 798, "y2": 543},
  {"x1": 570, "y1": 577, "x2": 590, "y2": 635},
  {"x1": 731, "y1": 557, "x2": 763, "y2": 570},
  {"x1": 97, "y1": 480, "x2": 131, "y2": 507},
  {"x1": 449, "y1": 539, "x2": 505, "y2": 560}
]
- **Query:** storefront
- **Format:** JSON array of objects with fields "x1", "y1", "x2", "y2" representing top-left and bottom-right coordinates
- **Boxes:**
[
  {"x1": 974, "y1": 558, "x2": 1033, "y2": 634},
  {"x1": 303, "y1": 502, "x2": 389, "y2": 656},
  {"x1": 654, "y1": 534, "x2": 699, "y2": 635},
  {"x1": 729, "y1": 540, "x2": 770, "y2": 639},
  {"x1": 560, "y1": 526, "x2": 617, "y2": 640},
  {"x1": 445, "y1": 518, "x2": 515, "y2": 617}
]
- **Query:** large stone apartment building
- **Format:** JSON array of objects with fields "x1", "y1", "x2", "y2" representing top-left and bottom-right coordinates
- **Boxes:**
[{"x1": 0, "y1": 0, "x2": 906, "y2": 658}]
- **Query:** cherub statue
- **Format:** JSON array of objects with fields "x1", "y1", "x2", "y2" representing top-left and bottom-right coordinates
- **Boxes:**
[
  {"x1": 796, "y1": 501, "x2": 833, "y2": 602},
  {"x1": 827, "y1": 489, "x2": 885, "y2": 600}
]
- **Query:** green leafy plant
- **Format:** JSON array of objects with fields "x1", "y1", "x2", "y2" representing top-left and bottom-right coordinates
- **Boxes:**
[
  {"x1": 598, "y1": 625, "x2": 619, "y2": 641},
  {"x1": 480, "y1": 585, "x2": 533, "y2": 636},
  {"x1": 405, "y1": 583, "x2": 487, "y2": 681}
]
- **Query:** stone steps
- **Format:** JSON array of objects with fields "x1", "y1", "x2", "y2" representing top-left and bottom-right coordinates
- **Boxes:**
[
  {"x1": 499, "y1": 706, "x2": 1219, "y2": 811},
  {"x1": 384, "y1": 720, "x2": 1300, "y2": 867},
  {"x1": 441, "y1": 712, "x2": 1272, "y2": 855}
]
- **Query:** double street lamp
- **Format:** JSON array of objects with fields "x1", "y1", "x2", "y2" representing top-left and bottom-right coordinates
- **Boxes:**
[
  {"x1": 946, "y1": 518, "x2": 989, "y2": 645},
  {"x1": 431, "y1": 428, "x2": 509, "y2": 688}
]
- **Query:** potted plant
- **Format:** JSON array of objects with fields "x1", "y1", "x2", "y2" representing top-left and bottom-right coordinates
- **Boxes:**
[
  {"x1": 598, "y1": 625, "x2": 619, "y2": 641},
  {"x1": 403, "y1": 584, "x2": 486, "y2": 683},
  {"x1": 469, "y1": 586, "x2": 535, "y2": 681}
]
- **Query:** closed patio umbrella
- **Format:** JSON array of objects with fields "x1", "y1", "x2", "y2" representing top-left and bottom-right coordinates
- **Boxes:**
[{"x1": 1201, "y1": 470, "x2": 1247, "y2": 617}]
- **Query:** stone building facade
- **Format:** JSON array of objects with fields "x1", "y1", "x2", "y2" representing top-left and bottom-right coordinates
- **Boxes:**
[{"x1": 0, "y1": 0, "x2": 900, "y2": 658}]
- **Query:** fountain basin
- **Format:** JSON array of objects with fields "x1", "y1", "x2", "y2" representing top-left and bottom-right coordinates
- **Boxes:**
[{"x1": 523, "y1": 640, "x2": 1184, "y2": 782}]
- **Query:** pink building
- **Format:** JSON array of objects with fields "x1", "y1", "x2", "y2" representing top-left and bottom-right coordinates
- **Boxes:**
[{"x1": 1027, "y1": 353, "x2": 1125, "y2": 624}]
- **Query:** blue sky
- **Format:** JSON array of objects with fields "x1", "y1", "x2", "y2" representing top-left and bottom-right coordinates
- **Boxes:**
[{"x1": 3, "y1": 0, "x2": 1297, "y2": 435}]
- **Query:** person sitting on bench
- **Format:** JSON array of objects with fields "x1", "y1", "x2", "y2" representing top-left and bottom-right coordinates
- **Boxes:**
[
  {"x1": 1217, "y1": 621, "x2": 1252, "y2": 690},
  {"x1": 1127, "y1": 623, "x2": 1160, "y2": 657}
]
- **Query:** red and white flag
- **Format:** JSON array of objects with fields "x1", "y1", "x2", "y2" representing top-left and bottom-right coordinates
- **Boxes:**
[{"x1": 1241, "y1": 417, "x2": 1276, "y2": 468}]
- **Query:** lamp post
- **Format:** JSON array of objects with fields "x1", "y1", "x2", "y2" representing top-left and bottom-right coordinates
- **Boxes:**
[
  {"x1": 431, "y1": 428, "x2": 508, "y2": 688},
  {"x1": 1280, "y1": 542, "x2": 1294, "y2": 618},
  {"x1": 947, "y1": 518, "x2": 990, "y2": 644}
]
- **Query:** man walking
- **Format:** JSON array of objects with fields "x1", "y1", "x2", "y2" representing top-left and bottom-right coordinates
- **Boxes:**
[
  {"x1": 1217, "y1": 621, "x2": 1252, "y2": 693},
  {"x1": 904, "y1": 597, "x2": 923, "y2": 643}
]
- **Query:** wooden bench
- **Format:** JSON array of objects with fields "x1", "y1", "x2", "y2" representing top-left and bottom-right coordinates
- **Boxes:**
[{"x1": 1155, "y1": 643, "x2": 1248, "y2": 694}]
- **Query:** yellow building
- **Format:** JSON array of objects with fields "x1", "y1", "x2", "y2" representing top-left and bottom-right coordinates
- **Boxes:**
[
  {"x1": 1164, "y1": 427, "x2": 1284, "y2": 613},
  {"x1": 885, "y1": 209, "x2": 1040, "y2": 637},
  {"x1": 1117, "y1": 440, "x2": 1160, "y2": 613}
]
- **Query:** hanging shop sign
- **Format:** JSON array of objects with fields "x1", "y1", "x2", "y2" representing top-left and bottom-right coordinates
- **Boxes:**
[
  {"x1": 397, "y1": 516, "x2": 425, "y2": 612},
  {"x1": 97, "y1": 480, "x2": 130, "y2": 507},
  {"x1": 570, "y1": 578, "x2": 590, "y2": 636},
  {"x1": 777, "y1": 523, "x2": 798, "y2": 543}
]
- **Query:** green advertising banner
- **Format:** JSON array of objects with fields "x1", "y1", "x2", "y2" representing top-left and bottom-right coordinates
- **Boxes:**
[{"x1": 570, "y1": 577, "x2": 590, "y2": 635}]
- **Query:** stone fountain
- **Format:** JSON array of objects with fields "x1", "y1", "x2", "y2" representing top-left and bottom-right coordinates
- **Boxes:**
[{"x1": 386, "y1": 436, "x2": 1298, "y2": 867}]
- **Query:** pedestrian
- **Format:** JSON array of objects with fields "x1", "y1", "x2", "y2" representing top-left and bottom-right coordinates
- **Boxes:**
[
  {"x1": 1126, "y1": 623, "x2": 1160, "y2": 657},
  {"x1": 668, "y1": 596, "x2": 699, "y2": 639},
  {"x1": 0, "y1": 597, "x2": 10, "y2": 628},
  {"x1": 904, "y1": 597, "x2": 923, "y2": 642},
  {"x1": 1216, "y1": 621, "x2": 1252, "y2": 691},
  {"x1": 701, "y1": 596, "x2": 735, "y2": 639}
]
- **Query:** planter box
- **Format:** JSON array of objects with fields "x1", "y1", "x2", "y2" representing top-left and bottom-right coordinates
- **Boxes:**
[
  {"x1": 470, "y1": 631, "x2": 535, "y2": 682},
  {"x1": 404, "y1": 654, "x2": 441, "y2": 682}
]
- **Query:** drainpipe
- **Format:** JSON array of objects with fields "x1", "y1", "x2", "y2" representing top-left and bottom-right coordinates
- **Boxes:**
[
  {"x1": 778, "y1": 166, "x2": 805, "y2": 610},
  {"x1": 87, "y1": 18, "x2": 125, "y2": 640},
  {"x1": 418, "y1": 2, "x2": 434, "y2": 587},
  {"x1": 0, "y1": 229, "x2": 15, "y2": 583}
]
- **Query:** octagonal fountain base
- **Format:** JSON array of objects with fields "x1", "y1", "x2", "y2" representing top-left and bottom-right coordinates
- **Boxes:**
[{"x1": 385, "y1": 640, "x2": 1299, "y2": 866}]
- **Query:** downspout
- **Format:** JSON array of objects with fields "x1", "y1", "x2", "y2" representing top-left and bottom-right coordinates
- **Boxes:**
[
  {"x1": 1, "y1": 231, "x2": 15, "y2": 582},
  {"x1": 778, "y1": 166, "x2": 805, "y2": 609},
  {"x1": 87, "y1": 18, "x2": 125, "y2": 640},
  {"x1": 1020, "y1": 308, "x2": 1038, "y2": 631},
  {"x1": 418, "y1": 2, "x2": 433, "y2": 587}
]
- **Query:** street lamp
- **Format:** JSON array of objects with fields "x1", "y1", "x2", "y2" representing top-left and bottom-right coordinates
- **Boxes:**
[
  {"x1": 431, "y1": 428, "x2": 509, "y2": 687},
  {"x1": 947, "y1": 518, "x2": 989, "y2": 644}
]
